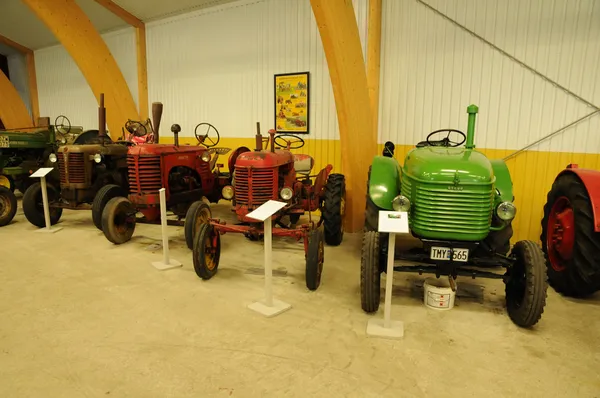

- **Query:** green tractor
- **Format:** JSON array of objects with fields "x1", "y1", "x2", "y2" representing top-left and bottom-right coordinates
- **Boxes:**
[
  {"x1": 0, "y1": 116, "x2": 81, "y2": 226},
  {"x1": 361, "y1": 105, "x2": 548, "y2": 328}
]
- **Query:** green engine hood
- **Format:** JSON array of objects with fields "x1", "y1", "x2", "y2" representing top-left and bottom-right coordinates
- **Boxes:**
[
  {"x1": 403, "y1": 147, "x2": 494, "y2": 184},
  {"x1": 0, "y1": 130, "x2": 50, "y2": 149}
]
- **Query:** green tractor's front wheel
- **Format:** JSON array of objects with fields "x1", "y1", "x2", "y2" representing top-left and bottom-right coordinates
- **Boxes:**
[
  {"x1": 505, "y1": 240, "x2": 548, "y2": 328},
  {"x1": 0, "y1": 186, "x2": 17, "y2": 226},
  {"x1": 361, "y1": 231, "x2": 382, "y2": 313}
]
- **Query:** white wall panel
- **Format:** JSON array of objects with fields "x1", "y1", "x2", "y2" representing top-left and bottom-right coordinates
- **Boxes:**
[
  {"x1": 34, "y1": 27, "x2": 138, "y2": 131},
  {"x1": 146, "y1": 0, "x2": 368, "y2": 140},
  {"x1": 379, "y1": 0, "x2": 600, "y2": 154},
  {"x1": 7, "y1": 53, "x2": 31, "y2": 117}
]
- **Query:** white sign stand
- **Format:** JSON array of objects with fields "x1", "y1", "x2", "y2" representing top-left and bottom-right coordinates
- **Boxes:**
[
  {"x1": 246, "y1": 200, "x2": 291, "y2": 317},
  {"x1": 152, "y1": 188, "x2": 182, "y2": 270},
  {"x1": 366, "y1": 211, "x2": 409, "y2": 339},
  {"x1": 30, "y1": 167, "x2": 62, "y2": 233}
]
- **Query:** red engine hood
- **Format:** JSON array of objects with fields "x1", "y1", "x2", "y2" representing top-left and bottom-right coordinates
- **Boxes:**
[
  {"x1": 127, "y1": 143, "x2": 208, "y2": 156},
  {"x1": 235, "y1": 149, "x2": 294, "y2": 168}
]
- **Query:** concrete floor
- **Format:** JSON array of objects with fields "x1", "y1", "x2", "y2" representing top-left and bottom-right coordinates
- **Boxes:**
[{"x1": 1, "y1": 200, "x2": 600, "y2": 398}]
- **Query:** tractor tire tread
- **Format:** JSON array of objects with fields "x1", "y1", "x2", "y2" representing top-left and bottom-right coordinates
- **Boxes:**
[
  {"x1": 92, "y1": 184, "x2": 125, "y2": 230},
  {"x1": 0, "y1": 186, "x2": 18, "y2": 226},
  {"x1": 22, "y1": 182, "x2": 62, "y2": 228},
  {"x1": 361, "y1": 231, "x2": 381, "y2": 313},
  {"x1": 322, "y1": 173, "x2": 345, "y2": 246}
]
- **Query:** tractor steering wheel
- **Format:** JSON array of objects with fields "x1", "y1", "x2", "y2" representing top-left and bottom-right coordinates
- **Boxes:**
[
  {"x1": 125, "y1": 120, "x2": 148, "y2": 137},
  {"x1": 426, "y1": 129, "x2": 466, "y2": 147},
  {"x1": 274, "y1": 134, "x2": 305, "y2": 150},
  {"x1": 194, "y1": 123, "x2": 220, "y2": 148},
  {"x1": 54, "y1": 115, "x2": 71, "y2": 143}
]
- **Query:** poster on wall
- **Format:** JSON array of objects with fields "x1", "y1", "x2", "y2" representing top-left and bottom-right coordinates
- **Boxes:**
[{"x1": 274, "y1": 72, "x2": 309, "y2": 134}]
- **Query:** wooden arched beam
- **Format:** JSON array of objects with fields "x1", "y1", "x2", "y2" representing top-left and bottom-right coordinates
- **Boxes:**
[
  {"x1": 310, "y1": 0, "x2": 377, "y2": 232},
  {"x1": 0, "y1": 69, "x2": 34, "y2": 128},
  {"x1": 22, "y1": 0, "x2": 140, "y2": 134}
]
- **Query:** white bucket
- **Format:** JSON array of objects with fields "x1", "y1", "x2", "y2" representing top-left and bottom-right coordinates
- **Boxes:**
[{"x1": 423, "y1": 278, "x2": 456, "y2": 311}]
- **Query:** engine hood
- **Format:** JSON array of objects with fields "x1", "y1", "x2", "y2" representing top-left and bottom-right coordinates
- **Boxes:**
[
  {"x1": 0, "y1": 130, "x2": 50, "y2": 149},
  {"x1": 403, "y1": 147, "x2": 494, "y2": 184},
  {"x1": 235, "y1": 149, "x2": 294, "y2": 168}
]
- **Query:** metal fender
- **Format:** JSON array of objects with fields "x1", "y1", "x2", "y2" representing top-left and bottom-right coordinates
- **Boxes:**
[
  {"x1": 490, "y1": 159, "x2": 514, "y2": 202},
  {"x1": 559, "y1": 164, "x2": 600, "y2": 232},
  {"x1": 368, "y1": 155, "x2": 401, "y2": 210}
]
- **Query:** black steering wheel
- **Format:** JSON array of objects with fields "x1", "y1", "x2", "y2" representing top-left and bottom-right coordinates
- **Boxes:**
[
  {"x1": 426, "y1": 129, "x2": 466, "y2": 147},
  {"x1": 125, "y1": 120, "x2": 148, "y2": 137},
  {"x1": 274, "y1": 134, "x2": 305, "y2": 150},
  {"x1": 54, "y1": 115, "x2": 71, "y2": 142},
  {"x1": 194, "y1": 123, "x2": 220, "y2": 148}
]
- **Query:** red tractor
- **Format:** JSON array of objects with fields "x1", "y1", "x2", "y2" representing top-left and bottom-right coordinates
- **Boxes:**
[
  {"x1": 101, "y1": 118, "x2": 250, "y2": 249},
  {"x1": 193, "y1": 124, "x2": 346, "y2": 290},
  {"x1": 541, "y1": 164, "x2": 600, "y2": 297}
]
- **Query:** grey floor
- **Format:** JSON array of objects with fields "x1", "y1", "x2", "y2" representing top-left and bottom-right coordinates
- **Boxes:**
[{"x1": 1, "y1": 201, "x2": 599, "y2": 397}]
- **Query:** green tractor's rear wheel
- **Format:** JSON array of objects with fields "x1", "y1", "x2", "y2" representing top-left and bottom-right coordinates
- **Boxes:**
[
  {"x1": 322, "y1": 173, "x2": 346, "y2": 246},
  {"x1": 92, "y1": 184, "x2": 126, "y2": 230},
  {"x1": 22, "y1": 182, "x2": 63, "y2": 228},
  {"x1": 0, "y1": 175, "x2": 14, "y2": 192},
  {"x1": 185, "y1": 201, "x2": 212, "y2": 250},
  {"x1": 193, "y1": 223, "x2": 221, "y2": 280},
  {"x1": 505, "y1": 240, "x2": 548, "y2": 328},
  {"x1": 305, "y1": 228, "x2": 325, "y2": 290},
  {"x1": 540, "y1": 173, "x2": 600, "y2": 297},
  {"x1": 101, "y1": 197, "x2": 136, "y2": 244},
  {"x1": 361, "y1": 231, "x2": 382, "y2": 313},
  {"x1": 0, "y1": 186, "x2": 17, "y2": 226}
]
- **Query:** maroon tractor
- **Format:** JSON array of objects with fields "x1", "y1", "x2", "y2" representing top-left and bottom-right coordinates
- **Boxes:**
[
  {"x1": 541, "y1": 163, "x2": 600, "y2": 297},
  {"x1": 101, "y1": 119, "x2": 250, "y2": 249},
  {"x1": 193, "y1": 124, "x2": 346, "y2": 290}
]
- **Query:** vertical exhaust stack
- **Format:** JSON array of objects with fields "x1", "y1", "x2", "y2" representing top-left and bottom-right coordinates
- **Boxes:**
[
  {"x1": 255, "y1": 122, "x2": 263, "y2": 151},
  {"x1": 268, "y1": 129, "x2": 276, "y2": 153},
  {"x1": 152, "y1": 102, "x2": 163, "y2": 144},
  {"x1": 171, "y1": 124, "x2": 181, "y2": 147},
  {"x1": 98, "y1": 93, "x2": 106, "y2": 145},
  {"x1": 466, "y1": 104, "x2": 478, "y2": 149}
]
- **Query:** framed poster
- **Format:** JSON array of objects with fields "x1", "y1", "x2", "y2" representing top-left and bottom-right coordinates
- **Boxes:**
[{"x1": 274, "y1": 71, "x2": 309, "y2": 134}]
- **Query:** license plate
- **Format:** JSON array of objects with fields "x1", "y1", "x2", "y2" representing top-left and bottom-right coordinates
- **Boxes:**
[
  {"x1": 0, "y1": 136, "x2": 8, "y2": 148},
  {"x1": 430, "y1": 246, "x2": 469, "y2": 262}
]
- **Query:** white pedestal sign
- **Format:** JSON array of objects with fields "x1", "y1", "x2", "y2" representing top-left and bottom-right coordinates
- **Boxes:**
[
  {"x1": 246, "y1": 200, "x2": 291, "y2": 318},
  {"x1": 366, "y1": 211, "x2": 409, "y2": 340},
  {"x1": 30, "y1": 167, "x2": 62, "y2": 233},
  {"x1": 152, "y1": 188, "x2": 182, "y2": 270}
]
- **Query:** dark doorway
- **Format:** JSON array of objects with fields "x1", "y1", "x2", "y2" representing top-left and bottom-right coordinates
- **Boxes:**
[{"x1": 0, "y1": 54, "x2": 9, "y2": 80}]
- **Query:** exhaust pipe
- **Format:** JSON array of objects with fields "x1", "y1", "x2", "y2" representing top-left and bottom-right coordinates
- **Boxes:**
[
  {"x1": 98, "y1": 93, "x2": 106, "y2": 143},
  {"x1": 152, "y1": 102, "x2": 163, "y2": 143},
  {"x1": 171, "y1": 124, "x2": 181, "y2": 147},
  {"x1": 255, "y1": 122, "x2": 263, "y2": 151},
  {"x1": 268, "y1": 129, "x2": 276, "y2": 153}
]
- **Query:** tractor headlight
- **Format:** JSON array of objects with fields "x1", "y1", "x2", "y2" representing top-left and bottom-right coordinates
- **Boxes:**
[
  {"x1": 49, "y1": 153, "x2": 57, "y2": 163},
  {"x1": 496, "y1": 201, "x2": 516, "y2": 221},
  {"x1": 201, "y1": 152, "x2": 211, "y2": 162},
  {"x1": 222, "y1": 185, "x2": 234, "y2": 200},
  {"x1": 93, "y1": 154, "x2": 102, "y2": 163},
  {"x1": 280, "y1": 187, "x2": 293, "y2": 200},
  {"x1": 392, "y1": 195, "x2": 410, "y2": 212}
]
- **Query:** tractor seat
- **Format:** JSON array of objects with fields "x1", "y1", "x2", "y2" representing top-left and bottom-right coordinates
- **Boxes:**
[
  {"x1": 207, "y1": 147, "x2": 231, "y2": 170},
  {"x1": 293, "y1": 154, "x2": 314, "y2": 174}
]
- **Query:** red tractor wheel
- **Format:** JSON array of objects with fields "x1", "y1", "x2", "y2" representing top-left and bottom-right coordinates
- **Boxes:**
[
  {"x1": 322, "y1": 173, "x2": 345, "y2": 246},
  {"x1": 184, "y1": 201, "x2": 212, "y2": 250},
  {"x1": 193, "y1": 223, "x2": 221, "y2": 280},
  {"x1": 305, "y1": 229, "x2": 324, "y2": 290},
  {"x1": 101, "y1": 197, "x2": 137, "y2": 244},
  {"x1": 541, "y1": 173, "x2": 600, "y2": 296}
]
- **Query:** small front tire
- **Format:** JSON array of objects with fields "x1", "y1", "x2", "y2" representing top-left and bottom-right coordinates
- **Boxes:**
[
  {"x1": 305, "y1": 229, "x2": 325, "y2": 290},
  {"x1": 184, "y1": 201, "x2": 212, "y2": 250},
  {"x1": 193, "y1": 223, "x2": 221, "y2": 280},
  {"x1": 101, "y1": 197, "x2": 137, "y2": 244},
  {"x1": 22, "y1": 182, "x2": 63, "y2": 228},
  {"x1": 0, "y1": 186, "x2": 17, "y2": 226},
  {"x1": 322, "y1": 173, "x2": 346, "y2": 246},
  {"x1": 361, "y1": 231, "x2": 382, "y2": 313},
  {"x1": 505, "y1": 240, "x2": 548, "y2": 328},
  {"x1": 92, "y1": 184, "x2": 126, "y2": 230}
]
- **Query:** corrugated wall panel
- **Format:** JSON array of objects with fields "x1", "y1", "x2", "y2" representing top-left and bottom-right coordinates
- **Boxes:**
[
  {"x1": 380, "y1": 0, "x2": 600, "y2": 242},
  {"x1": 34, "y1": 27, "x2": 138, "y2": 131},
  {"x1": 146, "y1": 0, "x2": 367, "y2": 174}
]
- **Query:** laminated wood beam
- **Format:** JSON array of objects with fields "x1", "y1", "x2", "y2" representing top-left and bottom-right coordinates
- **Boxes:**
[
  {"x1": 310, "y1": 0, "x2": 377, "y2": 232},
  {"x1": 367, "y1": 0, "x2": 382, "y2": 133},
  {"x1": 22, "y1": 0, "x2": 140, "y2": 134}
]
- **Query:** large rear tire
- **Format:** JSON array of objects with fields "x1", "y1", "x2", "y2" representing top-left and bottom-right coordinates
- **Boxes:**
[
  {"x1": 505, "y1": 240, "x2": 548, "y2": 328},
  {"x1": 540, "y1": 173, "x2": 600, "y2": 297},
  {"x1": 184, "y1": 201, "x2": 212, "y2": 250},
  {"x1": 361, "y1": 231, "x2": 382, "y2": 313},
  {"x1": 101, "y1": 197, "x2": 136, "y2": 244},
  {"x1": 0, "y1": 175, "x2": 14, "y2": 192},
  {"x1": 0, "y1": 186, "x2": 17, "y2": 226},
  {"x1": 322, "y1": 173, "x2": 345, "y2": 246},
  {"x1": 22, "y1": 182, "x2": 63, "y2": 228},
  {"x1": 92, "y1": 184, "x2": 126, "y2": 230}
]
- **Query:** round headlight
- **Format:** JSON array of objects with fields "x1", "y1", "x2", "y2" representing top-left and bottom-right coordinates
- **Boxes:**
[
  {"x1": 392, "y1": 195, "x2": 410, "y2": 212},
  {"x1": 496, "y1": 201, "x2": 517, "y2": 221},
  {"x1": 60, "y1": 138, "x2": 67, "y2": 144},
  {"x1": 222, "y1": 185, "x2": 234, "y2": 200},
  {"x1": 93, "y1": 154, "x2": 102, "y2": 163},
  {"x1": 280, "y1": 187, "x2": 293, "y2": 200},
  {"x1": 201, "y1": 152, "x2": 211, "y2": 162},
  {"x1": 49, "y1": 153, "x2": 57, "y2": 163}
]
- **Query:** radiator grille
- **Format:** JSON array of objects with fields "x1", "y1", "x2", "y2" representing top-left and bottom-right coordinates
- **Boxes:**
[
  {"x1": 57, "y1": 152, "x2": 85, "y2": 184},
  {"x1": 234, "y1": 167, "x2": 276, "y2": 208},
  {"x1": 128, "y1": 155, "x2": 161, "y2": 194}
]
